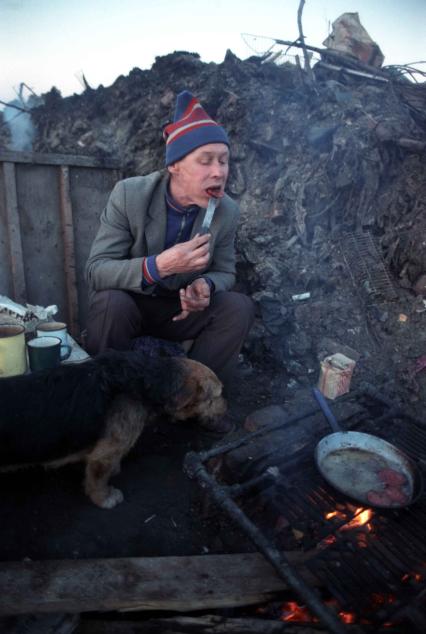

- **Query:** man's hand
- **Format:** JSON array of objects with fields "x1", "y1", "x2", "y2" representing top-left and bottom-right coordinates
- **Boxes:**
[
  {"x1": 156, "y1": 234, "x2": 210, "y2": 277},
  {"x1": 173, "y1": 278, "x2": 211, "y2": 322}
]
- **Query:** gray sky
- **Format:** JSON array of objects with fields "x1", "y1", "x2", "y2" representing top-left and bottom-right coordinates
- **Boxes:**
[{"x1": 1, "y1": 0, "x2": 425, "y2": 104}]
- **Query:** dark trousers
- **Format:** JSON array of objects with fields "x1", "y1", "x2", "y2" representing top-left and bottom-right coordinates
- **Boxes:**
[{"x1": 86, "y1": 290, "x2": 255, "y2": 384}]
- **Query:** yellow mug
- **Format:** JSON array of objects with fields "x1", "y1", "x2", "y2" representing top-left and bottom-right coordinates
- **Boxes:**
[{"x1": 0, "y1": 324, "x2": 27, "y2": 377}]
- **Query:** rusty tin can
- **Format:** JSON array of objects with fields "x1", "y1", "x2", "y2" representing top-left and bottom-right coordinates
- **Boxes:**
[{"x1": 318, "y1": 352, "x2": 356, "y2": 400}]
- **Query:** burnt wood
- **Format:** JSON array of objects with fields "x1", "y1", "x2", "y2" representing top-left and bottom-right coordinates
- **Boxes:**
[
  {"x1": 0, "y1": 552, "x2": 317, "y2": 615},
  {"x1": 75, "y1": 615, "x2": 331, "y2": 633}
]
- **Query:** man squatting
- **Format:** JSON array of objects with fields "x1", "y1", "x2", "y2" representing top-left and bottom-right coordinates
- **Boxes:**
[{"x1": 85, "y1": 90, "x2": 255, "y2": 404}]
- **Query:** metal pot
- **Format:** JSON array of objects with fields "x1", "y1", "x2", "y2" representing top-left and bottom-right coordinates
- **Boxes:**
[{"x1": 312, "y1": 388, "x2": 424, "y2": 509}]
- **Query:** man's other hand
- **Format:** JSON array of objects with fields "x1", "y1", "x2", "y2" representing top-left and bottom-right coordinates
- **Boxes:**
[
  {"x1": 173, "y1": 278, "x2": 211, "y2": 322},
  {"x1": 156, "y1": 234, "x2": 210, "y2": 277}
]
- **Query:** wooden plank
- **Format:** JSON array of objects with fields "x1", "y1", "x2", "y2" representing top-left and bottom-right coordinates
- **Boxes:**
[
  {"x1": 69, "y1": 166, "x2": 121, "y2": 330},
  {"x1": 75, "y1": 615, "x2": 330, "y2": 633},
  {"x1": 2, "y1": 162, "x2": 27, "y2": 303},
  {"x1": 59, "y1": 166, "x2": 79, "y2": 337},
  {"x1": 16, "y1": 163, "x2": 68, "y2": 320},
  {"x1": 0, "y1": 165, "x2": 14, "y2": 296},
  {"x1": 0, "y1": 552, "x2": 318, "y2": 615},
  {"x1": 0, "y1": 150, "x2": 120, "y2": 169}
]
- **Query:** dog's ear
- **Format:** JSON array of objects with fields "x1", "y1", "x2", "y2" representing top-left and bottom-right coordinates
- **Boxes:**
[
  {"x1": 162, "y1": 358, "x2": 206, "y2": 414},
  {"x1": 167, "y1": 373, "x2": 198, "y2": 412},
  {"x1": 161, "y1": 358, "x2": 225, "y2": 420}
]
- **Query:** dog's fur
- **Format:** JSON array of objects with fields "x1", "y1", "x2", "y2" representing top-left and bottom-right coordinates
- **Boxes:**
[{"x1": 0, "y1": 350, "x2": 226, "y2": 508}]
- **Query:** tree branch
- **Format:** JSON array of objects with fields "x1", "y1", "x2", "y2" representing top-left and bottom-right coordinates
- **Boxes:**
[
  {"x1": 274, "y1": 37, "x2": 389, "y2": 79},
  {"x1": 0, "y1": 100, "x2": 30, "y2": 113}
]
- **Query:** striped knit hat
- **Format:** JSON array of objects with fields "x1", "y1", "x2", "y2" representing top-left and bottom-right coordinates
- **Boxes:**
[{"x1": 164, "y1": 91, "x2": 229, "y2": 166}]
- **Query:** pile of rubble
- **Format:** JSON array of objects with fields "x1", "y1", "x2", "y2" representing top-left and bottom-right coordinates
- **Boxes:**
[{"x1": 1, "y1": 41, "x2": 426, "y2": 412}]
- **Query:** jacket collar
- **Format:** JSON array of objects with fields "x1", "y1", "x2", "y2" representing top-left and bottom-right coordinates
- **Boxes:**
[{"x1": 145, "y1": 171, "x2": 209, "y2": 255}]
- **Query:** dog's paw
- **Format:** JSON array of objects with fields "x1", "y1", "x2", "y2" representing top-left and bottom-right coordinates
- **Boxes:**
[{"x1": 96, "y1": 487, "x2": 124, "y2": 509}]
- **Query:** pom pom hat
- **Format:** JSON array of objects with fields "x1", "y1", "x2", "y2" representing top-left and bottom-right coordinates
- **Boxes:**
[{"x1": 164, "y1": 91, "x2": 229, "y2": 166}]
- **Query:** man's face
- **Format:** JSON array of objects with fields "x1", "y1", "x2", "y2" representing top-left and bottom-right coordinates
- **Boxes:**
[{"x1": 168, "y1": 143, "x2": 229, "y2": 207}]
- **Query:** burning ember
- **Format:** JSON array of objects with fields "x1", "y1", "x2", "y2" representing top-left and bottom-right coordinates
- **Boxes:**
[
  {"x1": 320, "y1": 506, "x2": 374, "y2": 548},
  {"x1": 401, "y1": 572, "x2": 424, "y2": 584},
  {"x1": 280, "y1": 601, "x2": 315, "y2": 622},
  {"x1": 325, "y1": 506, "x2": 374, "y2": 530},
  {"x1": 280, "y1": 599, "x2": 356, "y2": 624},
  {"x1": 279, "y1": 593, "x2": 403, "y2": 626}
]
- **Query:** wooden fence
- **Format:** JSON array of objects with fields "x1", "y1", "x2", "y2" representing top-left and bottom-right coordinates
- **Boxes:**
[{"x1": 0, "y1": 150, "x2": 121, "y2": 337}]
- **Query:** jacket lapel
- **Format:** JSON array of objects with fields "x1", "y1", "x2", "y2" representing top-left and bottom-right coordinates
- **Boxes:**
[{"x1": 144, "y1": 173, "x2": 169, "y2": 255}]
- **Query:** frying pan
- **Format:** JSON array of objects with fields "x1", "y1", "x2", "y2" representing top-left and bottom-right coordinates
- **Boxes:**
[{"x1": 312, "y1": 388, "x2": 424, "y2": 509}]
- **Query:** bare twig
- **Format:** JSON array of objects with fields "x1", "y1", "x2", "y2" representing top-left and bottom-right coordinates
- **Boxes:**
[
  {"x1": 297, "y1": 0, "x2": 315, "y2": 82},
  {"x1": 383, "y1": 63, "x2": 426, "y2": 83},
  {"x1": 0, "y1": 100, "x2": 29, "y2": 113},
  {"x1": 19, "y1": 82, "x2": 39, "y2": 99},
  {"x1": 317, "y1": 61, "x2": 389, "y2": 83}
]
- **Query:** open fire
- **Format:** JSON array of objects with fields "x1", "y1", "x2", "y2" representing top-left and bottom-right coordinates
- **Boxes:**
[
  {"x1": 320, "y1": 506, "x2": 374, "y2": 549},
  {"x1": 187, "y1": 386, "x2": 426, "y2": 633},
  {"x1": 325, "y1": 507, "x2": 373, "y2": 528}
]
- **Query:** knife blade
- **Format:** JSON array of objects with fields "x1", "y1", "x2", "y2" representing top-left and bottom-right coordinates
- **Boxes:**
[{"x1": 200, "y1": 197, "x2": 217, "y2": 234}]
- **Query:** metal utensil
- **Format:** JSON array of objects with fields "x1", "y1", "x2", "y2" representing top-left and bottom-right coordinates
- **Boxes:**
[
  {"x1": 200, "y1": 197, "x2": 217, "y2": 234},
  {"x1": 312, "y1": 388, "x2": 424, "y2": 508}
]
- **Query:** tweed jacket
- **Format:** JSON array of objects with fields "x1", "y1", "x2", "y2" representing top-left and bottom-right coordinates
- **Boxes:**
[{"x1": 85, "y1": 170, "x2": 239, "y2": 300}]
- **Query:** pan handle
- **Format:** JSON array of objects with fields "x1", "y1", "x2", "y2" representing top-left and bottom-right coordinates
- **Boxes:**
[{"x1": 312, "y1": 388, "x2": 342, "y2": 432}]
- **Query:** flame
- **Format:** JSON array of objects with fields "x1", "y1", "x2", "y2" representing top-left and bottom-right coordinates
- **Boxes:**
[
  {"x1": 325, "y1": 510, "x2": 339, "y2": 520},
  {"x1": 320, "y1": 507, "x2": 374, "y2": 550},
  {"x1": 276, "y1": 508, "x2": 420, "y2": 627},
  {"x1": 324, "y1": 506, "x2": 373, "y2": 531},
  {"x1": 344, "y1": 508, "x2": 373, "y2": 530}
]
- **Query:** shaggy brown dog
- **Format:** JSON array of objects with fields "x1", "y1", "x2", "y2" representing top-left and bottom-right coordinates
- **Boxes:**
[{"x1": 0, "y1": 350, "x2": 226, "y2": 508}]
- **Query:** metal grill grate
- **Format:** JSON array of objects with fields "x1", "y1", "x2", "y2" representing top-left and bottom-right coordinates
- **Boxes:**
[
  {"x1": 341, "y1": 231, "x2": 397, "y2": 302},
  {"x1": 306, "y1": 505, "x2": 426, "y2": 622},
  {"x1": 185, "y1": 386, "x2": 426, "y2": 633}
]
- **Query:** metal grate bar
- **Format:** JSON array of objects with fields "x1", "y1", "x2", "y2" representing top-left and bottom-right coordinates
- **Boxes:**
[
  {"x1": 341, "y1": 231, "x2": 397, "y2": 302},
  {"x1": 306, "y1": 506, "x2": 426, "y2": 614},
  {"x1": 369, "y1": 536, "x2": 419, "y2": 579}
]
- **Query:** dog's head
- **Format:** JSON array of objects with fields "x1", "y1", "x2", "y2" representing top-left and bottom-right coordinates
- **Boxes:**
[
  {"x1": 163, "y1": 358, "x2": 227, "y2": 423},
  {"x1": 99, "y1": 351, "x2": 227, "y2": 425}
]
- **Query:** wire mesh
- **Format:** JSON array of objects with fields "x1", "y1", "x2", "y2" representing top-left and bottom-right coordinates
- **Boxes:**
[{"x1": 341, "y1": 231, "x2": 397, "y2": 303}]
